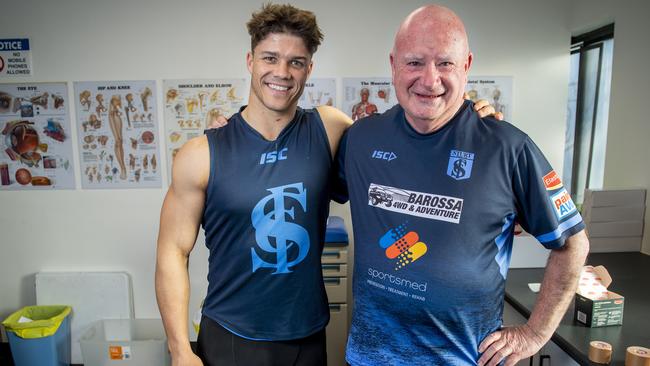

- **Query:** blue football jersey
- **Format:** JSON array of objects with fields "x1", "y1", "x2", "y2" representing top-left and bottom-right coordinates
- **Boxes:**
[
  {"x1": 201, "y1": 108, "x2": 331, "y2": 340},
  {"x1": 336, "y1": 101, "x2": 584, "y2": 365}
]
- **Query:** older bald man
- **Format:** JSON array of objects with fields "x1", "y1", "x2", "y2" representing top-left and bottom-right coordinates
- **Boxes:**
[{"x1": 335, "y1": 5, "x2": 589, "y2": 366}]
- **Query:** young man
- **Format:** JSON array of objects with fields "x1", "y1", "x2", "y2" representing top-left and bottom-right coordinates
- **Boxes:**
[
  {"x1": 155, "y1": 4, "x2": 350, "y2": 366},
  {"x1": 335, "y1": 5, "x2": 589, "y2": 366}
]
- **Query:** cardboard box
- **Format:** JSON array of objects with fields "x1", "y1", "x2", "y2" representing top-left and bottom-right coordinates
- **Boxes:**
[
  {"x1": 582, "y1": 189, "x2": 646, "y2": 208},
  {"x1": 574, "y1": 266, "x2": 624, "y2": 327},
  {"x1": 587, "y1": 220, "x2": 644, "y2": 238}
]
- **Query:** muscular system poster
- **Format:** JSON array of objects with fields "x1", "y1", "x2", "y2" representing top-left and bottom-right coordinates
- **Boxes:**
[
  {"x1": 162, "y1": 78, "x2": 247, "y2": 182},
  {"x1": 298, "y1": 78, "x2": 336, "y2": 109},
  {"x1": 74, "y1": 80, "x2": 162, "y2": 189},
  {"x1": 342, "y1": 77, "x2": 397, "y2": 121},
  {"x1": 0, "y1": 82, "x2": 75, "y2": 190}
]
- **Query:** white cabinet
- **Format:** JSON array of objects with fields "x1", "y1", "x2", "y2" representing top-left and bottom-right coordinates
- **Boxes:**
[{"x1": 323, "y1": 244, "x2": 350, "y2": 366}]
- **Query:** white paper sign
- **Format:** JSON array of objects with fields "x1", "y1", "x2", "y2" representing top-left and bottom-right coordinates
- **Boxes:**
[{"x1": 0, "y1": 39, "x2": 32, "y2": 77}]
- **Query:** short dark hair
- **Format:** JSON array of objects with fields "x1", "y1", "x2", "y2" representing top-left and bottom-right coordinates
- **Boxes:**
[{"x1": 247, "y1": 3, "x2": 324, "y2": 55}]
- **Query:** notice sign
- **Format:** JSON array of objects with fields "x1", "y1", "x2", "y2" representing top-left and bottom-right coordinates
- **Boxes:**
[{"x1": 0, "y1": 39, "x2": 32, "y2": 77}]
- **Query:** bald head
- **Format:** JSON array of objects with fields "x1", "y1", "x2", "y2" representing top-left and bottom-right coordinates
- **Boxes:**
[
  {"x1": 393, "y1": 5, "x2": 469, "y2": 57},
  {"x1": 389, "y1": 4, "x2": 473, "y2": 133}
]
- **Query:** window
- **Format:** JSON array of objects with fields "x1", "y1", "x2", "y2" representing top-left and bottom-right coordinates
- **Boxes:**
[{"x1": 563, "y1": 24, "x2": 614, "y2": 205}]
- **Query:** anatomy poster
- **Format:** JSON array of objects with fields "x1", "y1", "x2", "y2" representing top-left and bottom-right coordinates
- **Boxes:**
[
  {"x1": 298, "y1": 78, "x2": 336, "y2": 109},
  {"x1": 342, "y1": 78, "x2": 397, "y2": 121},
  {"x1": 74, "y1": 80, "x2": 162, "y2": 189},
  {"x1": 163, "y1": 78, "x2": 246, "y2": 181},
  {"x1": 466, "y1": 76, "x2": 513, "y2": 121},
  {"x1": 0, "y1": 83, "x2": 75, "y2": 190}
]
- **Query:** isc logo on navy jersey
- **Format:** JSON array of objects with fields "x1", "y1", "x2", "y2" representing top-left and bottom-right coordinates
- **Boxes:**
[
  {"x1": 447, "y1": 150, "x2": 474, "y2": 180},
  {"x1": 260, "y1": 148, "x2": 288, "y2": 165},
  {"x1": 371, "y1": 150, "x2": 397, "y2": 162}
]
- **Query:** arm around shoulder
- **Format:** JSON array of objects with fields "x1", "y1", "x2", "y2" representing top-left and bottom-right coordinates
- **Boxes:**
[{"x1": 155, "y1": 136, "x2": 209, "y2": 364}]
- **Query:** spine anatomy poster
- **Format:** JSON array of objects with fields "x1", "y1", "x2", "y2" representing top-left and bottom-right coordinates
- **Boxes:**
[
  {"x1": 0, "y1": 82, "x2": 75, "y2": 190},
  {"x1": 466, "y1": 76, "x2": 513, "y2": 121},
  {"x1": 342, "y1": 78, "x2": 397, "y2": 121},
  {"x1": 74, "y1": 80, "x2": 162, "y2": 189},
  {"x1": 298, "y1": 78, "x2": 336, "y2": 109},
  {"x1": 162, "y1": 78, "x2": 246, "y2": 182}
]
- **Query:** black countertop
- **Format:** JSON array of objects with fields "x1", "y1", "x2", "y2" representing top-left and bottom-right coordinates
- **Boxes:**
[{"x1": 505, "y1": 252, "x2": 650, "y2": 366}]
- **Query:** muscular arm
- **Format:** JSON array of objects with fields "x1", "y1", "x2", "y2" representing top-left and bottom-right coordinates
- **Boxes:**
[
  {"x1": 478, "y1": 230, "x2": 590, "y2": 366},
  {"x1": 316, "y1": 105, "x2": 353, "y2": 157},
  {"x1": 155, "y1": 136, "x2": 209, "y2": 365}
]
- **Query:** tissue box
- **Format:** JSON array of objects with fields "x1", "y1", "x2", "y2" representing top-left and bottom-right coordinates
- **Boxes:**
[{"x1": 574, "y1": 265, "x2": 624, "y2": 327}]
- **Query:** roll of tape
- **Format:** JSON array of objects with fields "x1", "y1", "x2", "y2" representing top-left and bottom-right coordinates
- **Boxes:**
[
  {"x1": 589, "y1": 341, "x2": 612, "y2": 364},
  {"x1": 626, "y1": 346, "x2": 650, "y2": 366}
]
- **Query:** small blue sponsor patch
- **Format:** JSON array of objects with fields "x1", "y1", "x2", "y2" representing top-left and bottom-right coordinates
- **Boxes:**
[
  {"x1": 447, "y1": 150, "x2": 474, "y2": 180},
  {"x1": 550, "y1": 188, "x2": 577, "y2": 220}
]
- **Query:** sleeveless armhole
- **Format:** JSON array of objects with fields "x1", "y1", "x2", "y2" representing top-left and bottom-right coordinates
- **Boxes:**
[
  {"x1": 204, "y1": 129, "x2": 218, "y2": 205},
  {"x1": 310, "y1": 108, "x2": 334, "y2": 162}
]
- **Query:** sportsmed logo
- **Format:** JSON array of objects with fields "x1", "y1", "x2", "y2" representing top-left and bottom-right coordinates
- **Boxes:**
[
  {"x1": 250, "y1": 182, "x2": 310, "y2": 274},
  {"x1": 447, "y1": 149, "x2": 474, "y2": 180},
  {"x1": 371, "y1": 150, "x2": 397, "y2": 161},
  {"x1": 378, "y1": 223, "x2": 428, "y2": 270},
  {"x1": 368, "y1": 183, "x2": 464, "y2": 224},
  {"x1": 543, "y1": 170, "x2": 563, "y2": 190}
]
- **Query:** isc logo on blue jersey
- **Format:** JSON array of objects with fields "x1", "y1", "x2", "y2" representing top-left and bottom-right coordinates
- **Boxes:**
[
  {"x1": 260, "y1": 148, "x2": 288, "y2": 165},
  {"x1": 447, "y1": 150, "x2": 474, "y2": 180},
  {"x1": 371, "y1": 150, "x2": 397, "y2": 161}
]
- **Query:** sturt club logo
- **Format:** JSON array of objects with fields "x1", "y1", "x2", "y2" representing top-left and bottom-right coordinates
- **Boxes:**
[
  {"x1": 447, "y1": 149, "x2": 475, "y2": 180},
  {"x1": 251, "y1": 182, "x2": 310, "y2": 274}
]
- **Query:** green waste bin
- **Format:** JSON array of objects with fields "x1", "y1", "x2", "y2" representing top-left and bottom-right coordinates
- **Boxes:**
[{"x1": 2, "y1": 305, "x2": 72, "y2": 366}]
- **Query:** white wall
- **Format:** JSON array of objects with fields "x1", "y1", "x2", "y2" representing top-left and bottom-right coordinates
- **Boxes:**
[
  {"x1": 0, "y1": 0, "x2": 572, "y2": 339},
  {"x1": 568, "y1": 0, "x2": 650, "y2": 254}
]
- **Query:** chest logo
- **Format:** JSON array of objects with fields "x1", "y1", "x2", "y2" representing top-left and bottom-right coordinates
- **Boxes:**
[
  {"x1": 371, "y1": 150, "x2": 397, "y2": 161},
  {"x1": 251, "y1": 182, "x2": 310, "y2": 274},
  {"x1": 378, "y1": 223, "x2": 428, "y2": 271},
  {"x1": 260, "y1": 148, "x2": 288, "y2": 165},
  {"x1": 446, "y1": 149, "x2": 475, "y2": 180}
]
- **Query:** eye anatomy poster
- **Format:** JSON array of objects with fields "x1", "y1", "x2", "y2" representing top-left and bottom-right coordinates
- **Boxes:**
[
  {"x1": 342, "y1": 78, "x2": 397, "y2": 121},
  {"x1": 466, "y1": 76, "x2": 513, "y2": 121},
  {"x1": 298, "y1": 78, "x2": 336, "y2": 109},
  {"x1": 0, "y1": 83, "x2": 75, "y2": 190},
  {"x1": 163, "y1": 78, "x2": 246, "y2": 181},
  {"x1": 74, "y1": 80, "x2": 161, "y2": 189}
]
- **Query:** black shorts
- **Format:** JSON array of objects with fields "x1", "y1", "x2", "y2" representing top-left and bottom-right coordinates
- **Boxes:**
[{"x1": 196, "y1": 316, "x2": 327, "y2": 366}]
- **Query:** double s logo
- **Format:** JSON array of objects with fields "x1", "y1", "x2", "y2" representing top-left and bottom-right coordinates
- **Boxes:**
[
  {"x1": 447, "y1": 149, "x2": 475, "y2": 180},
  {"x1": 251, "y1": 182, "x2": 310, "y2": 274}
]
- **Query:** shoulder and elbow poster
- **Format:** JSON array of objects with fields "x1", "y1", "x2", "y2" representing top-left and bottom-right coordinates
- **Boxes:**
[{"x1": 162, "y1": 78, "x2": 247, "y2": 182}]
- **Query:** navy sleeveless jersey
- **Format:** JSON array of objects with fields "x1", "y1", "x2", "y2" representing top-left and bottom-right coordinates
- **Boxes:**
[
  {"x1": 335, "y1": 101, "x2": 585, "y2": 365},
  {"x1": 201, "y1": 107, "x2": 331, "y2": 341}
]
